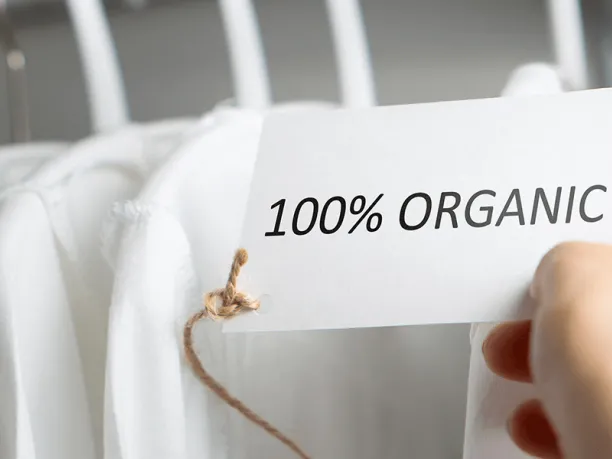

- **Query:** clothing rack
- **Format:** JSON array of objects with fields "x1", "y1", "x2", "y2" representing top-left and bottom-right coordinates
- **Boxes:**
[{"x1": 0, "y1": 0, "x2": 597, "y2": 144}]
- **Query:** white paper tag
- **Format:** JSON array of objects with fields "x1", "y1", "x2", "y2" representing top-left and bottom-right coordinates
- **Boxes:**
[{"x1": 226, "y1": 89, "x2": 612, "y2": 333}]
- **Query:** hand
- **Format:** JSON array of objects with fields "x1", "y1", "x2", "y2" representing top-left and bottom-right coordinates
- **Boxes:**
[{"x1": 482, "y1": 242, "x2": 612, "y2": 458}]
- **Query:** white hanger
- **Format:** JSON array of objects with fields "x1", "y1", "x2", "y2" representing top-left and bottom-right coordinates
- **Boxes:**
[
  {"x1": 219, "y1": 0, "x2": 376, "y2": 109},
  {"x1": 66, "y1": 0, "x2": 130, "y2": 132},
  {"x1": 501, "y1": 62, "x2": 565, "y2": 96},
  {"x1": 325, "y1": 0, "x2": 376, "y2": 107},
  {"x1": 547, "y1": 0, "x2": 589, "y2": 90},
  {"x1": 219, "y1": 0, "x2": 271, "y2": 109}
]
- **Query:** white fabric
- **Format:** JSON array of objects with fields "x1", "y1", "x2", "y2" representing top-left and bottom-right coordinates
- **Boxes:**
[
  {"x1": 106, "y1": 103, "x2": 469, "y2": 459},
  {"x1": 0, "y1": 120, "x2": 192, "y2": 459},
  {"x1": 462, "y1": 63, "x2": 565, "y2": 459},
  {"x1": 0, "y1": 142, "x2": 67, "y2": 459},
  {"x1": 105, "y1": 107, "x2": 264, "y2": 459},
  {"x1": 0, "y1": 143, "x2": 67, "y2": 187}
]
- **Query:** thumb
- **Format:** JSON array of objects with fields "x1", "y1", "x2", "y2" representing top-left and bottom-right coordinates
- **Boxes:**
[{"x1": 530, "y1": 242, "x2": 612, "y2": 458}]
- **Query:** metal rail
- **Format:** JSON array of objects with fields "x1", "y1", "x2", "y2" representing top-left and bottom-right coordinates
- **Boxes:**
[{"x1": 0, "y1": 10, "x2": 30, "y2": 143}]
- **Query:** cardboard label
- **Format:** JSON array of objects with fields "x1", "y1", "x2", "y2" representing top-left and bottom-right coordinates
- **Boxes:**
[{"x1": 226, "y1": 90, "x2": 612, "y2": 333}]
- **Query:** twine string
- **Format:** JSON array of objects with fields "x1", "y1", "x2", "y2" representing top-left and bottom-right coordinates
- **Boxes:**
[{"x1": 183, "y1": 248, "x2": 310, "y2": 459}]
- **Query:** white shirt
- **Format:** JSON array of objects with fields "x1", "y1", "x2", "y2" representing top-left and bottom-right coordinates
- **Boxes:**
[
  {"x1": 105, "y1": 107, "x2": 263, "y2": 459},
  {"x1": 0, "y1": 120, "x2": 192, "y2": 459},
  {"x1": 0, "y1": 143, "x2": 67, "y2": 187},
  {"x1": 0, "y1": 142, "x2": 67, "y2": 459},
  {"x1": 106, "y1": 103, "x2": 469, "y2": 459}
]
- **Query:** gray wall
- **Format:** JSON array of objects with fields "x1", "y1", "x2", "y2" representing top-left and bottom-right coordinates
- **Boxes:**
[{"x1": 0, "y1": 0, "x2": 553, "y2": 143}]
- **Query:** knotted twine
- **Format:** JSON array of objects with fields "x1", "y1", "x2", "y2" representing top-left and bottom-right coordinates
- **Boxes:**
[{"x1": 183, "y1": 248, "x2": 311, "y2": 459}]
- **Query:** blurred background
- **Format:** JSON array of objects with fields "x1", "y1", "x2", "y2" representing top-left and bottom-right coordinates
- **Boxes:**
[{"x1": 1, "y1": 0, "x2": 611, "y2": 144}]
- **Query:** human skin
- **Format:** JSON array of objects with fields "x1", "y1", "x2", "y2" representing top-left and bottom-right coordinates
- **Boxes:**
[{"x1": 482, "y1": 242, "x2": 612, "y2": 458}]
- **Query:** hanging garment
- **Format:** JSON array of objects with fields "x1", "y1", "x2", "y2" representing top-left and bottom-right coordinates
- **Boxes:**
[
  {"x1": 0, "y1": 143, "x2": 68, "y2": 187},
  {"x1": 0, "y1": 142, "x2": 68, "y2": 459},
  {"x1": 462, "y1": 63, "x2": 565, "y2": 459},
  {"x1": 104, "y1": 106, "x2": 264, "y2": 459},
  {"x1": 0, "y1": 120, "x2": 192, "y2": 459},
  {"x1": 105, "y1": 102, "x2": 468, "y2": 459}
]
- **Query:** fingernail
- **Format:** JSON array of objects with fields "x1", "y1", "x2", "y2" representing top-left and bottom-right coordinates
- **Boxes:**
[
  {"x1": 482, "y1": 334, "x2": 489, "y2": 355},
  {"x1": 528, "y1": 281, "x2": 536, "y2": 300},
  {"x1": 481, "y1": 329, "x2": 494, "y2": 356},
  {"x1": 481, "y1": 323, "x2": 501, "y2": 356}
]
